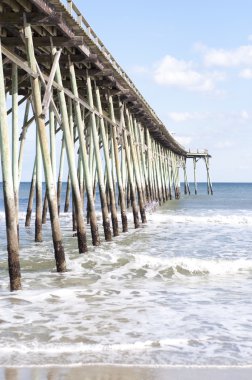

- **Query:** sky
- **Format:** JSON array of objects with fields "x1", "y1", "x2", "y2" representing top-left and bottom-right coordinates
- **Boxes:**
[{"x1": 70, "y1": 0, "x2": 252, "y2": 182}]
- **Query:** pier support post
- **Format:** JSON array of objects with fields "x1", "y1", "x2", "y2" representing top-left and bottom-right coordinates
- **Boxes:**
[
  {"x1": 120, "y1": 103, "x2": 140, "y2": 228},
  {"x1": 204, "y1": 156, "x2": 213, "y2": 195},
  {"x1": 95, "y1": 85, "x2": 119, "y2": 236},
  {"x1": 35, "y1": 116, "x2": 43, "y2": 242},
  {"x1": 25, "y1": 162, "x2": 36, "y2": 227},
  {"x1": 126, "y1": 110, "x2": 147, "y2": 223},
  {"x1": 86, "y1": 74, "x2": 112, "y2": 241},
  {"x1": 53, "y1": 49, "x2": 87, "y2": 253},
  {"x1": 57, "y1": 139, "x2": 65, "y2": 215},
  {"x1": 69, "y1": 63, "x2": 100, "y2": 246},
  {"x1": 24, "y1": 23, "x2": 66, "y2": 272},
  {"x1": 64, "y1": 173, "x2": 71, "y2": 213},
  {"x1": 18, "y1": 98, "x2": 31, "y2": 185},
  {"x1": 193, "y1": 157, "x2": 197, "y2": 195},
  {"x1": 11, "y1": 63, "x2": 19, "y2": 236},
  {"x1": 108, "y1": 94, "x2": 128, "y2": 232},
  {"x1": 0, "y1": 40, "x2": 21, "y2": 291}
]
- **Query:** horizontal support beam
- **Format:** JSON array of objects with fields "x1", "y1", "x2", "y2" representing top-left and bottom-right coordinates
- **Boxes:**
[
  {"x1": 0, "y1": 12, "x2": 63, "y2": 26},
  {"x1": 35, "y1": 54, "x2": 97, "y2": 64},
  {"x1": 1, "y1": 36, "x2": 84, "y2": 48}
]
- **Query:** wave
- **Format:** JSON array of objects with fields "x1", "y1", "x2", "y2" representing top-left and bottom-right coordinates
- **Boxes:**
[
  {"x1": 149, "y1": 212, "x2": 252, "y2": 226},
  {"x1": 0, "y1": 338, "x2": 192, "y2": 355},
  {"x1": 0, "y1": 209, "x2": 251, "y2": 226},
  {"x1": 132, "y1": 256, "x2": 252, "y2": 277}
]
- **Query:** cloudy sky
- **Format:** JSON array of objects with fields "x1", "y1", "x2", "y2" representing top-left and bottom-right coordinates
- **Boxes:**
[{"x1": 73, "y1": 0, "x2": 252, "y2": 182}]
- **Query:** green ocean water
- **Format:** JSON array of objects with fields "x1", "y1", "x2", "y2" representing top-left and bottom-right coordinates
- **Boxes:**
[{"x1": 0, "y1": 182, "x2": 251, "y2": 366}]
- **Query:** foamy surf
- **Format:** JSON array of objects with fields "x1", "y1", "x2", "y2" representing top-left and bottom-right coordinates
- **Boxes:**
[
  {"x1": 1, "y1": 183, "x2": 252, "y2": 367},
  {"x1": 148, "y1": 211, "x2": 252, "y2": 226}
]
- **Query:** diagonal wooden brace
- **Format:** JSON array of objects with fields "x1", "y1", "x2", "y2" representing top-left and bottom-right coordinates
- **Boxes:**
[
  {"x1": 35, "y1": 61, "x2": 61, "y2": 125},
  {"x1": 41, "y1": 48, "x2": 62, "y2": 118}
]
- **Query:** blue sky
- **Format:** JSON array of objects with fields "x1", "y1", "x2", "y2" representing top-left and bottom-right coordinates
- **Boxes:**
[{"x1": 71, "y1": 0, "x2": 252, "y2": 182}]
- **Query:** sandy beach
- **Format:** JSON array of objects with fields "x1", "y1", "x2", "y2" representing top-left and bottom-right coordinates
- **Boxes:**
[{"x1": 1, "y1": 365, "x2": 252, "y2": 380}]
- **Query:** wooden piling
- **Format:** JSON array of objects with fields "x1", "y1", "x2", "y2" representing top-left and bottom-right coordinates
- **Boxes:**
[
  {"x1": 35, "y1": 119, "x2": 43, "y2": 242},
  {"x1": 95, "y1": 85, "x2": 119, "y2": 236},
  {"x1": 0, "y1": 40, "x2": 21, "y2": 291},
  {"x1": 126, "y1": 110, "x2": 147, "y2": 223},
  {"x1": 25, "y1": 162, "x2": 36, "y2": 227},
  {"x1": 205, "y1": 156, "x2": 213, "y2": 195},
  {"x1": 57, "y1": 139, "x2": 65, "y2": 215},
  {"x1": 120, "y1": 103, "x2": 140, "y2": 228},
  {"x1": 24, "y1": 23, "x2": 66, "y2": 272},
  {"x1": 54, "y1": 49, "x2": 87, "y2": 253},
  {"x1": 69, "y1": 64, "x2": 100, "y2": 246},
  {"x1": 86, "y1": 74, "x2": 112, "y2": 241},
  {"x1": 11, "y1": 63, "x2": 19, "y2": 235},
  {"x1": 108, "y1": 94, "x2": 128, "y2": 232},
  {"x1": 193, "y1": 157, "x2": 198, "y2": 195}
]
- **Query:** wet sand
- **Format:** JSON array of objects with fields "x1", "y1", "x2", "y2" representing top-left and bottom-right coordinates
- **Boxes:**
[{"x1": 1, "y1": 365, "x2": 252, "y2": 380}]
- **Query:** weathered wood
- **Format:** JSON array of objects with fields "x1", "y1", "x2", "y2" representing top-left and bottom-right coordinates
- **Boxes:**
[
  {"x1": 1, "y1": 36, "x2": 84, "y2": 47},
  {"x1": 193, "y1": 157, "x2": 197, "y2": 195},
  {"x1": 25, "y1": 23, "x2": 66, "y2": 272},
  {"x1": 126, "y1": 110, "x2": 147, "y2": 223},
  {"x1": 11, "y1": 63, "x2": 19, "y2": 236},
  {"x1": 18, "y1": 99, "x2": 31, "y2": 184},
  {"x1": 64, "y1": 173, "x2": 71, "y2": 213},
  {"x1": 108, "y1": 94, "x2": 128, "y2": 232},
  {"x1": 57, "y1": 139, "x2": 65, "y2": 215},
  {"x1": 54, "y1": 47, "x2": 87, "y2": 253},
  {"x1": 41, "y1": 48, "x2": 62, "y2": 118},
  {"x1": 69, "y1": 63, "x2": 100, "y2": 246},
  {"x1": 120, "y1": 102, "x2": 140, "y2": 229},
  {"x1": 0, "y1": 12, "x2": 62, "y2": 26},
  {"x1": 204, "y1": 156, "x2": 213, "y2": 195},
  {"x1": 0, "y1": 40, "x2": 21, "y2": 291},
  {"x1": 25, "y1": 162, "x2": 36, "y2": 228},
  {"x1": 86, "y1": 74, "x2": 112, "y2": 241},
  {"x1": 35, "y1": 115, "x2": 43, "y2": 242},
  {"x1": 95, "y1": 85, "x2": 119, "y2": 237}
]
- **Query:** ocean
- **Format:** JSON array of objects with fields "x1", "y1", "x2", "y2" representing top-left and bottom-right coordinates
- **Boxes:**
[{"x1": 0, "y1": 182, "x2": 251, "y2": 367}]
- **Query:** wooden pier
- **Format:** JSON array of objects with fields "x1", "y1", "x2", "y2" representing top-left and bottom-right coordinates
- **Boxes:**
[{"x1": 0, "y1": 0, "x2": 212, "y2": 291}]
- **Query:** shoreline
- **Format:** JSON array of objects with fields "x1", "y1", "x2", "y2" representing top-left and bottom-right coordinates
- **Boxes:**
[{"x1": 1, "y1": 365, "x2": 252, "y2": 380}]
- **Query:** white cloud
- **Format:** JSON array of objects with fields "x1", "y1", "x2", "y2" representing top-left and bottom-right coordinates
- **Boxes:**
[
  {"x1": 175, "y1": 136, "x2": 192, "y2": 147},
  {"x1": 131, "y1": 65, "x2": 149, "y2": 74},
  {"x1": 167, "y1": 111, "x2": 208, "y2": 123},
  {"x1": 201, "y1": 45, "x2": 252, "y2": 67},
  {"x1": 240, "y1": 110, "x2": 249, "y2": 120},
  {"x1": 153, "y1": 55, "x2": 225, "y2": 92},
  {"x1": 239, "y1": 68, "x2": 252, "y2": 79},
  {"x1": 167, "y1": 110, "x2": 251, "y2": 125},
  {"x1": 168, "y1": 112, "x2": 193, "y2": 122},
  {"x1": 215, "y1": 140, "x2": 234, "y2": 149}
]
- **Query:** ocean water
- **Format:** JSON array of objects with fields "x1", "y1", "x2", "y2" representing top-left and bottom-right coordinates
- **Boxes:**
[{"x1": 0, "y1": 182, "x2": 252, "y2": 367}]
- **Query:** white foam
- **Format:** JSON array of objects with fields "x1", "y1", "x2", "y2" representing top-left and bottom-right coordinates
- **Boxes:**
[
  {"x1": 148, "y1": 212, "x2": 252, "y2": 226},
  {"x1": 133, "y1": 255, "x2": 252, "y2": 276},
  {"x1": 0, "y1": 338, "x2": 190, "y2": 355}
]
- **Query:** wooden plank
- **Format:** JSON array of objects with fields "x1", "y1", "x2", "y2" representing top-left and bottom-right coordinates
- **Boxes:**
[
  {"x1": 1, "y1": 44, "x2": 38, "y2": 79},
  {"x1": 1, "y1": 36, "x2": 84, "y2": 47},
  {"x1": 0, "y1": 12, "x2": 63, "y2": 25}
]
